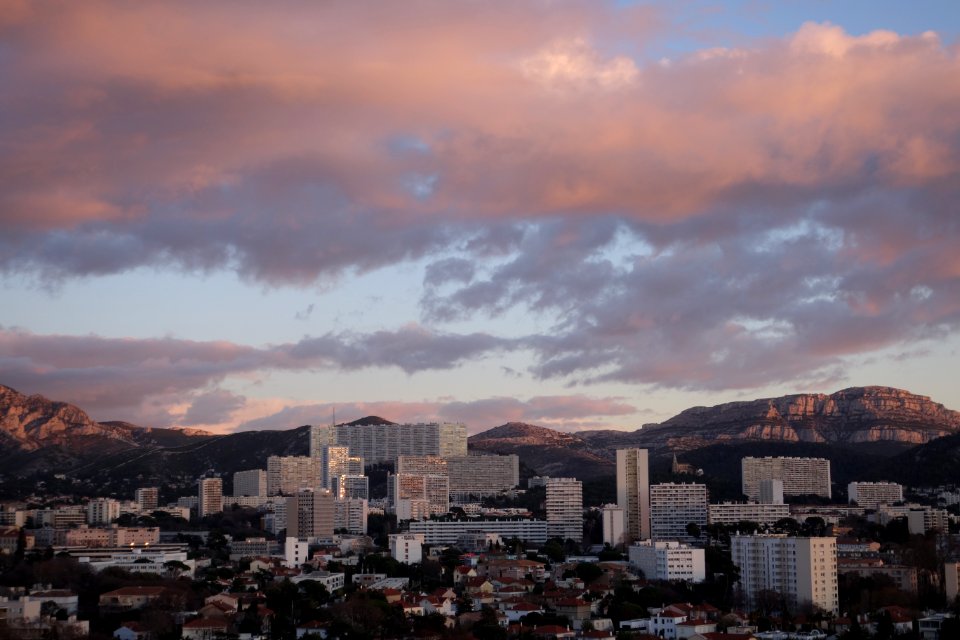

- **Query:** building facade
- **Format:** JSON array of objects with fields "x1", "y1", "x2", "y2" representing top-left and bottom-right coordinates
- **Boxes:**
[
  {"x1": 197, "y1": 478, "x2": 223, "y2": 517},
  {"x1": 848, "y1": 482, "x2": 903, "y2": 509},
  {"x1": 87, "y1": 499, "x2": 121, "y2": 525},
  {"x1": 601, "y1": 504, "x2": 626, "y2": 547},
  {"x1": 617, "y1": 449, "x2": 651, "y2": 542},
  {"x1": 408, "y1": 518, "x2": 549, "y2": 544},
  {"x1": 333, "y1": 422, "x2": 467, "y2": 464},
  {"x1": 285, "y1": 489, "x2": 335, "y2": 539},
  {"x1": 233, "y1": 469, "x2": 267, "y2": 497},
  {"x1": 708, "y1": 502, "x2": 791, "y2": 526},
  {"x1": 741, "y1": 457, "x2": 832, "y2": 501},
  {"x1": 731, "y1": 535, "x2": 838, "y2": 614},
  {"x1": 629, "y1": 540, "x2": 706, "y2": 583},
  {"x1": 649, "y1": 483, "x2": 708, "y2": 542},
  {"x1": 446, "y1": 455, "x2": 520, "y2": 496},
  {"x1": 134, "y1": 488, "x2": 159, "y2": 512},
  {"x1": 267, "y1": 456, "x2": 321, "y2": 496},
  {"x1": 545, "y1": 477, "x2": 583, "y2": 542}
]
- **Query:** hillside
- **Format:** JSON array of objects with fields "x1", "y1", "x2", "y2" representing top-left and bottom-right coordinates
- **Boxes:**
[{"x1": 468, "y1": 422, "x2": 613, "y2": 479}]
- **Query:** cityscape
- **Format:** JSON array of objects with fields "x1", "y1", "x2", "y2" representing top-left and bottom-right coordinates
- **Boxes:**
[{"x1": 2, "y1": 2, "x2": 960, "y2": 640}]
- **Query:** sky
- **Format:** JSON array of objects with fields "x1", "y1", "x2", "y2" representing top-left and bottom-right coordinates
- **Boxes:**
[{"x1": 1, "y1": 1, "x2": 959, "y2": 435}]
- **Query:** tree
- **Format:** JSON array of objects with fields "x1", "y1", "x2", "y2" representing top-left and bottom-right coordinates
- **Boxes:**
[
  {"x1": 575, "y1": 562, "x2": 604, "y2": 585},
  {"x1": 685, "y1": 522, "x2": 701, "y2": 540}
]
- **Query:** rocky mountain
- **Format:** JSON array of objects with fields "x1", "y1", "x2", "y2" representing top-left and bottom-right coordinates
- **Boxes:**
[
  {"x1": 576, "y1": 386, "x2": 960, "y2": 453},
  {"x1": 468, "y1": 422, "x2": 614, "y2": 479}
]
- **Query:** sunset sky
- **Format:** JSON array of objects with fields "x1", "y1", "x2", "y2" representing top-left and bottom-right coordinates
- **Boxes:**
[{"x1": 2, "y1": 1, "x2": 958, "y2": 434}]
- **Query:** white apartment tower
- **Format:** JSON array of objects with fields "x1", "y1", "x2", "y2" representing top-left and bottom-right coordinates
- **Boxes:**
[
  {"x1": 396, "y1": 455, "x2": 448, "y2": 476},
  {"x1": 87, "y1": 498, "x2": 121, "y2": 525},
  {"x1": 629, "y1": 540, "x2": 706, "y2": 583},
  {"x1": 742, "y1": 457, "x2": 831, "y2": 501},
  {"x1": 546, "y1": 477, "x2": 583, "y2": 542},
  {"x1": 134, "y1": 487, "x2": 159, "y2": 511},
  {"x1": 333, "y1": 421, "x2": 467, "y2": 464},
  {"x1": 848, "y1": 482, "x2": 903, "y2": 509},
  {"x1": 198, "y1": 477, "x2": 224, "y2": 517},
  {"x1": 309, "y1": 424, "x2": 330, "y2": 459},
  {"x1": 389, "y1": 473, "x2": 449, "y2": 519},
  {"x1": 649, "y1": 483, "x2": 708, "y2": 542},
  {"x1": 617, "y1": 448, "x2": 651, "y2": 542},
  {"x1": 334, "y1": 498, "x2": 368, "y2": 534},
  {"x1": 319, "y1": 446, "x2": 354, "y2": 490},
  {"x1": 267, "y1": 456, "x2": 321, "y2": 496},
  {"x1": 731, "y1": 535, "x2": 838, "y2": 614},
  {"x1": 337, "y1": 474, "x2": 370, "y2": 500},
  {"x1": 601, "y1": 504, "x2": 626, "y2": 547},
  {"x1": 233, "y1": 469, "x2": 267, "y2": 497},
  {"x1": 446, "y1": 454, "x2": 520, "y2": 496}
]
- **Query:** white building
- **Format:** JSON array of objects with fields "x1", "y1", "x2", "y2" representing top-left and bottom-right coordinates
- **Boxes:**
[
  {"x1": 77, "y1": 546, "x2": 195, "y2": 577},
  {"x1": 284, "y1": 536, "x2": 309, "y2": 568},
  {"x1": 87, "y1": 499, "x2": 121, "y2": 525},
  {"x1": 447, "y1": 455, "x2": 520, "y2": 497},
  {"x1": 848, "y1": 482, "x2": 903, "y2": 509},
  {"x1": 759, "y1": 479, "x2": 784, "y2": 505},
  {"x1": 731, "y1": 535, "x2": 838, "y2": 614},
  {"x1": 389, "y1": 473, "x2": 449, "y2": 518},
  {"x1": 334, "y1": 498, "x2": 368, "y2": 534},
  {"x1": 546, "y1": 478, "x2": 583, "y2": 542},
  {"x1": 233, "y1": 469, "x2": 267, "y2": 497},
  {"x1": 267, "y1": 456, "x2": 321, "y2": 496},
  {"x1": 320, "y1": 446, "x2": 354, "y2": 491},
  {"x1": 389, "y1": 533, "x2": 424, "y2": 564},
  {"x1": 334, "y1": 421, "x2": 467, "y2": 464},
  {"x1": 649, "y1": 483, "x2": 708, "y2": 542},
  {"x1": 197, "y1": 478, "x2": 223, "y2": 517},
  {"x1": 397, "y1": 455, "x2": 448, "y2": 476},
  {"x1": 617, "y1": 449, "x2": 651, "y2": 542},
  {"x1": 601, "y1": 504, "x2": 625, "y2": 547},
  {"x1": 408, "y1": 518, "x2": 549, "y2": 545},
  {"x1": 309, "y1": 424, "x2": 331, "y2": 459},
  {"x1": 337, "y1": 474, "x2": 369, "y2": 500},
  {"x1": 741, "y1": 457, "x2": 831, "y2": 501},
  {"x1": 629, "y1": 540, "x2": 706, "y2": 583},
  {"x1": 708, "y1": 502, "x2": 791, "y2": 526}
]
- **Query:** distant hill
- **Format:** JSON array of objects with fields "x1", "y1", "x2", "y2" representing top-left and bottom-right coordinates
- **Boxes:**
[
  {"x1": 469, "y1": 422, "x2": 613, "y2": 480},
  {"x1": 345, "y1": 416, "x2": 396, "y2": 426}
]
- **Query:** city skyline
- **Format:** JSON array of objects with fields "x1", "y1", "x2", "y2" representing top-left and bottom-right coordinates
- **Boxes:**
[{"x1": 2, "y1": 1, "x2": 958, "y2": 435}]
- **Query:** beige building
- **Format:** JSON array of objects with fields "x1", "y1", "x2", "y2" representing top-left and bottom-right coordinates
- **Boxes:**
[
  {"x1": 731, "y1": 535, "x2": 838, "y2": 614},
  {"x1": 389, "y1": 473, "x2": 449, "y2": 519},
  {"x1": 267, "y1": 456, "x2": 321, "y2": 496},
  {"x1": 741, "y1": 457, "x2": 831, "y2": 501},
  {"x1": 546, "y1": 477, "x2": 583, "y2": 542},
  {"x1": 397, "y1": 455, "x2": 448, "y2": 476},
  {"x1": 198, "y1": 478, "x2": 223, "y2": 517},
  {"x1": 286, "y1": 489, "x2": 334, "y2": 538},
  {"x1": 617, "y1": 448, "x2": 651, "y2": 542},
  {"x1": 134, "y1": 487, "x2": 159, "y2": 511},
  {"x1": 708, "y1": 502, "x2": 791, "y2": 526},
  {"x1": 946, "y1": 562, "x2": 960, "y2": 604},
  {"x1": 333, "y1": 421, "x2": 467, "y2": 464},
  {"x1": 447, "y1": 455, "x2": 520, "y2": 496},
  {"x1": 847, "y1": 482, "x2": 903, "y2": 509}
]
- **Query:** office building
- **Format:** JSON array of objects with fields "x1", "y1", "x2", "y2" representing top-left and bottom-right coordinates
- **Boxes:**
[
  {"x1": 233, "y1": 469, "x2": 267, "y2": 497},
  {"x1": 601, "y1": 504, "x2": 626, "y2": 547},
  {"x1": 267, "y1": 456, "x2": 321, "y2": 496},
  {"x1": 848, "y1": 482, "x2": 903, "y2": 509},
  {"x1": 617, "y1": 449, "x2": 651, "y2": 542},
  {"x1": 86, "y1": 499, "x2": 121, "y2": 525},
  {"x1": 447, "y1": 455, "x2": 520, "y2": 496},
  {"x1": 333, "y1": 421, "x2": 467, "y2": 464},
  {"x1": 337, "y1": 474, "x2": 369, "y2": 500},
  {"x1": 731, "y1": 535, "x2": 838, "y2": 614},
  {"x1": 334, "y1": 498, "x2": 368, "y2": 534},
  {"x1": 408, "y1": 518, "x2": 549, "y2": 545},
  {"x1": 629, "y1": 540, "x2": 706, "y2": 583},
  {"x1": 389, "y1": 533, "x2": 424, "y2": 564},
  {"x1": 742, "y1": 457, "x2": 831, "y2": 501},
  {"x1": 546, "y1": 477, "x2": 583, "y2": 542},
  {"x1": 649, "y1": 483, "x2": 708, "y2": 542},
  {"x1": 134, "y1": 488, "x2": 159, "y2": 512},
  {"x1": 708, "y1": 502, "x2": 791, "y2": 526},
  {"x1": 286, "y1": 489, "x2": 335, "y2": 539},
  {"x1": 198, "y1": 478, "x2": 223, "y2": 517},
  {"x1": 759, "y1": 479, "x2": 785, "y2": 505}
]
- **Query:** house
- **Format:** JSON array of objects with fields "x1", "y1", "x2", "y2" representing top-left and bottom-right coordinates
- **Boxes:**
[
  {"x1": 113, "y1": 621, "x2": 151, "y2": 640},
  {"x1": 99, "y1": 586, "x2": 170, "y2": 612},
  {"x1": 505, "y1": 601, "x2": 543, "y2": 622},
  {"x1": 30, "y1": 589, "x2": 79, "y2": 615},
  {"x1": 296, "y1": 620, "x2": 329, "y2": 638},
  {"x1": 531, "y1": 624, "x2": 577, "y2": 639},
  {"x1": 676, "y1": 618, "x2": 718, "y2": 638},
  {"x1": 181, "y1": 617, "x2": 231, "y2": 639},
  {"x1": 553, "y1": 598, "x2": 593, "y2": 626}
]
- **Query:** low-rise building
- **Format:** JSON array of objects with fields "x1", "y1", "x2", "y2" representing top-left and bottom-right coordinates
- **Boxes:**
[{"x1": 628, "y1": 540, "x2": 706, "y2": 583}]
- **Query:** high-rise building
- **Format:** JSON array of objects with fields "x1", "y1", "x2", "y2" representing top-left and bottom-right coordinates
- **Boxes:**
[
  {"x1": 134, "y1": 487, "x2": 159, "y2": 512},
  {"x1": 731, "y1": 535, "x2": 838, "y2": 614},
  {"x1": 617, "y1": 449, "x2": 650, "y2": 542},
  {"x1": 309, "y1": 424, "x2": 331, "y2": 459},
  {"x1": 741, "y1": 457, "x2": 832, "y2": 501},
  {"x1": 286, "y1": 489, "x2": 334, "y2": 538},
  {"x1": 389, "y1": 473, "x2": 449, "y2": 519},
  {"x1": 320, "y1": 446, "x2": 353, "y2": 490},
  {"x1": 198, "y1": 478, "x2": 224, "y2": 517},
  {"x1": 397, "y1": 455, "x2": 448, "y2": 476},
  {"x1": 759, "y1": 479, "x2": 785, "y2": 505},
  {"x1": 649, "y1": 483, "x2": 708, "y2": 542},
  {"x1": 848, "y1": 482, "x2": 903, "y2": 509},
  {"x1": 629, "y1": 540, "x2": 706, "y2": 583},
  {"x1": 267, "y1": 456, "x2": 321, "y2": 496},
  {"x1": 333, "y1": 421, "x2": 467, "y2": 464},
  {"x1": 601, "y1": 504, "x2": 626, "y2": 547},
  {"x1": 337, "y1": 474, "x2": 369, "y2": 500},
  {"x1": 233, "y1": 469, "x2": 267, "y2": 497},
  {"x1": 446, "y1": 455, "x2": 520, "y2": 497},
  {"x1": 87, "y1": 498, "x2": 121, "y2": 525},
  {"x1": 334, "y1": 498, "x2": 368, "y2": 534},
  {"x1": 545, "y1": 477, "x2": 583, "y2": 542},
  {"x1": 708, "y1": 502, "x2": 791, "y2": 526}
]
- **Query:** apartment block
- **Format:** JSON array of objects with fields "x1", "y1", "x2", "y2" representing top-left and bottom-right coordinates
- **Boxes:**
[
  {"x1": 396, "y1": 455, "x2": 448, "y2": 476},
  {"x1": 617, "y1": 449, "x2": 651, "y2": 542},
  {"x1": 198, "y1": 478, "x2": 223, "y2": 517},
  {"x1": 389, "y1": 533, "x2": 424, "y2": 564},
  {"x1": 337, "y1": 474, "x2": 369, "y2": 500},
  {"x1": 708, "y1": 502, "x2": 791, "y2": 526},
  {"x1": 731, "y1": 535, "x2": 838, "y2": 614},
  {"x1": 309, "y1": 424, "x2": 331, "y2": 459},
  {"x1": 741, "y1": 457, "x2": 831, "y2": 501},
  {"x1": 267, "y1": 456, "x2": 321, "y2": 496},
  {"x1": 333, "y1": 422, "x2": 467, "y2": 464},
  {"x1": 134, "y1": 488, "x2": 159, "y2": 512},
  {"x1": 601, "y1": 504, "x2": 626, "y2": 547},
  {"x1": 848, "y1": 482, "x2": 903, "y2": 509},
  {"x1": 546, "y1": 477, "x2": 583, "y2": 542},
  {"x1": 87, "y1": 499, "x2": 121, "y2": 525},
  {"x1": 334, "y1": 498, "x2": 368, "y2": 534},
  {"x1": 446, "y1": 455, "x2": 520, "y2": 496},
  {"x1": 389, "y1": 473, "x2": 449, "y2": 518},
  {"x1": 233, "y1": 469, "x2": 267, "y2": 497},
  {"x1": 629, "y1": 540, "x2": 706, "y2": 583},
  {"x1": 649, "y1": 483, "x2": 708, "y2": 542},
  {"x1": 408, "y1": 518, "x2": 549, "y2": 545},
  {"x1": 320, "y1": 446, "x2": 353, "y2": 490},
  {"x1": 285, "y1": 489, "x2": 335, "y2": 539}
]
